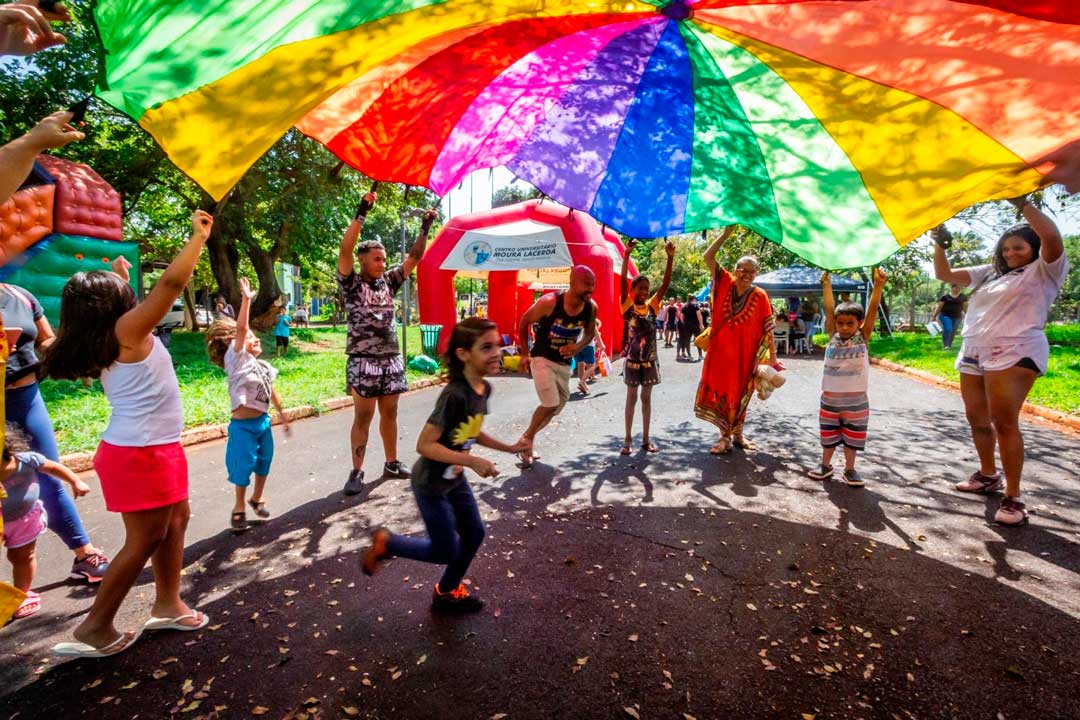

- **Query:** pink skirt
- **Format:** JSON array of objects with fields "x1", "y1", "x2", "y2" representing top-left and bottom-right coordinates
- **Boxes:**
[{"x1": 93, "y1": 441, "x2": 189, "y2": 513}]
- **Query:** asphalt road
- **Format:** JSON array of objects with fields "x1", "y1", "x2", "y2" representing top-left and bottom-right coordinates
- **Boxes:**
[{"x1": 3, "y1": 343, "x2": 1079, "y2": 720}]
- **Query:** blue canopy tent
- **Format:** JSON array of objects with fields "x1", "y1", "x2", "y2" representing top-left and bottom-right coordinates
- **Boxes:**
[
  {"x1": 695, "y1": 265, "x2": 865, "y2": 303},
  {"x1": 754, "y1": 265, "x2": 865, "y2": 298}
]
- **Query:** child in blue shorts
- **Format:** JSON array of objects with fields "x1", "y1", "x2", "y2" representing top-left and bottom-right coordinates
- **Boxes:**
[{"x1": 206, "y1": 278, "x2": 291, "y2": 532}]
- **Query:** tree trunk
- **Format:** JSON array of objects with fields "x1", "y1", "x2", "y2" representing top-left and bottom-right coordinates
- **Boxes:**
[
  {"x1": 248, "y1": 244, "x2": 283, "y2": 329},
  {"x1": 201, "y1": 193, "x2": 242, "y2": 309},
  {"x1": 908, "y1": 294, "x2": 917, "y2": 329},
  {"x1": 182, "y1": 284, "x2": 200, "y2": 331}
]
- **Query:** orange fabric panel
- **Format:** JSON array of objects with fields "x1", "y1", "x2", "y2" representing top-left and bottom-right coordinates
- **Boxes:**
[
  {"x1": 0, "y1": 184, "x2": 55, "y2": 268},
  {"x1": 695, "y1": 0, "x2": 1080, "y2": 163},
  {"x1": 37, "y1": 155, "x2": 123, "y2": 242}
]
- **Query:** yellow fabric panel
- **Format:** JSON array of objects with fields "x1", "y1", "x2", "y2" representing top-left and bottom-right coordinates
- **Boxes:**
[
  {"x1": 140, "y1": 0, "x2": 653, "y2": 200},
  {"x1": 699, "y1": 25, "x2": 1047, "y2": 244}
]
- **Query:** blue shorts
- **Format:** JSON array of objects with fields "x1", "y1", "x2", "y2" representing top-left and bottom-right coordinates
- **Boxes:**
[
  {"x1": 226, "y1": 414, "x2": 274, "y2": 487},
  {"x1": 574, "y1": 345, "x2": 596, "y2": 365}
]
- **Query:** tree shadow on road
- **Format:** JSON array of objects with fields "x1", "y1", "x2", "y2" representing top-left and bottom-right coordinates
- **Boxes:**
[{"x1": 3, "y1": 504, "x2": 1079, "y2": 720}]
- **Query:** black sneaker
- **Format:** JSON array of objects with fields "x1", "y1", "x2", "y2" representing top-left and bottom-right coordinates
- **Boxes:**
[
  {"x1": 344, "y1": 469, "x2": 365, "y2": 496},
  {"x1": 844, "y1": 468, "x2": 865, "y2": 488},
  {"x1": 431, "y1": 583, "x2": 484, "y2": 614},
  {"x1": 384, "y1": 460, "x2": 411, "y2": 479}
]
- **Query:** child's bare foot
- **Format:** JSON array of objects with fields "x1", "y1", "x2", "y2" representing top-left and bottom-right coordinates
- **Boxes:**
[{"x1": 619, "y1": 444, "x2": 632, "y2": 456}]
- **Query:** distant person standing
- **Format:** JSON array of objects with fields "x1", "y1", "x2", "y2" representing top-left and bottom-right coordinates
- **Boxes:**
[
  {"x1": 929, "y1": 283, "x2": 967, "y2": 350},
  {"x1": 680, "y1": 295, "x2": 704, "y2": 361},
  {"x1": 273, "y1": 305, "x2": 291, "y2": 358},
  {"x1": 338, "y1": 189, "x2": 437, "y2": 495}
]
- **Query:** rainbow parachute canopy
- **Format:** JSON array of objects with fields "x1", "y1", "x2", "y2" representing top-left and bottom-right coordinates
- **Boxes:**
[{"x1": 93, "y1": 0, "x2": 1080, "y2": 269}]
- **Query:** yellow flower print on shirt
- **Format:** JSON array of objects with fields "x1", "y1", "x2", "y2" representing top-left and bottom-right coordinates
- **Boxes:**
[{"x1": 451, "y1": 414, "x2": 485, "y2": 448}]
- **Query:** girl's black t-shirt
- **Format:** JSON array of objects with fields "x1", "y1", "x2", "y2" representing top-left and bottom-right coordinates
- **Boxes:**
[{"x1": 411, "y1": 378, "x2": 490, "y2": 496}]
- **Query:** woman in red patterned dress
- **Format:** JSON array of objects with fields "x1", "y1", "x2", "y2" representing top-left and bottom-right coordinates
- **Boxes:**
[{"x1": 694, "y1": 227, "x2": 783, "y2": 455}]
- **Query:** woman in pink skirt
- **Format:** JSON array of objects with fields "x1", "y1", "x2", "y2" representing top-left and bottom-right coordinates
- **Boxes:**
[{"x1": 43, "y1": 211, "x2": 213, "y2": 657}]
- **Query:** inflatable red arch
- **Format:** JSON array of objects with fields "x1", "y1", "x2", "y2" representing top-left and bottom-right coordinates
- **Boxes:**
[{"x1": 417, "y1": 199, "x2": 635, "y2": 355}]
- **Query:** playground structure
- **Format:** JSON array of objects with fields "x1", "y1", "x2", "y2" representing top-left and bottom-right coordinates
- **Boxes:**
[
  {"x1": 417, "y1": 200, "x2": 636, "y2": 355},
  {"x1": 0, "y1": 155, "x2": 135, "y2": 324}
]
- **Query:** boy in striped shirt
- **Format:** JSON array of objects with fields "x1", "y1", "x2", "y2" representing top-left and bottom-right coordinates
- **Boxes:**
[{"x1": 809, "y1": 268, "x2": 887, "y2": 487}]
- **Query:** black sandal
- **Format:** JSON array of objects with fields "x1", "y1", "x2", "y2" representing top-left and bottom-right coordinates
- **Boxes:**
[
  {"x1": 248, "y1": 499, "x2": 270, "y2": 519},
  {"x1": 230, "y1": 511, "x2": 248, "y2": 533}
]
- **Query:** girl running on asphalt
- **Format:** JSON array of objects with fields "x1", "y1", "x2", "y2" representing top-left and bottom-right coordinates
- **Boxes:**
[
  {"x1": 361, "y1": 318, "x2": 527, "y2": 613},
  {"x1": 44, "y1": 211, "x2": 214, "y2": 657},
  {"x1": 205, "y1": 277, "x2": 292, "y2": 534}
]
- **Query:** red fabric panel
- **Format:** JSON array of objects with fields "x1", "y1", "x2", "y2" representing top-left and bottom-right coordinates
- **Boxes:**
[
  {"x1": 952, "y1": 1, "x2": 1080, "y2": 24},
  {"x1": 328, "y1": 14, "x2": 633, "y2": 186},
  {"x1": 0, "y1": 184, "x2": 55, "y2": 267},
  {"x1": 36, "y1": 155, "x2": 122, "y2": 242}
]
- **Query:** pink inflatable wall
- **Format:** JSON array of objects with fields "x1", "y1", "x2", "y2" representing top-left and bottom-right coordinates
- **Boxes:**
[{"x1": 417, "y1": 200, "x2": 634, "y2": 356}]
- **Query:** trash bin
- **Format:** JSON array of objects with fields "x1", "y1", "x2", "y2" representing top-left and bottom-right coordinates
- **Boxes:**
[{"x1": 420, "y1": 324, "x2": 443, "y2": 356}]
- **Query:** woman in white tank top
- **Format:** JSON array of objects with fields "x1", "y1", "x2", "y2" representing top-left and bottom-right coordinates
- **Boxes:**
[{"x1": 42, "y1": 211, "x2": 214, "y2": 658}]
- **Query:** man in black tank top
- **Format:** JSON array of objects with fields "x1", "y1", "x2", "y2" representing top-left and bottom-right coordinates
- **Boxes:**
[{"x1": 515, "y1": 266, "x2": 598, "y2": 467}]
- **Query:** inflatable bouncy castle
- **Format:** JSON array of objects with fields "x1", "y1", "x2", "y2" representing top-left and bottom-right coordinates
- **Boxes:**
[
  {"x1": 418, "y1": 199, "x2": 636, "y2": 354},
  {"x1": 0, "y1": 155, "x2": 136, "y2": 323}
]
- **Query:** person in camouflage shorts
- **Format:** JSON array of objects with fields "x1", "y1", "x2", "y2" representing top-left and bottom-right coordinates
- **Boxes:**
[{"x1": 338, "y1": 188, "x2": 438, "y2": 495}]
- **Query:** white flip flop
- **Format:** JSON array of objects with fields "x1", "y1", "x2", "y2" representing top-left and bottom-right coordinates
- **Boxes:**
[
  {"x1": 53, "y1": 629, "x2": 142, "y2": 658},
  {"x1": 143, "y1": 610, "x2": 210, "y2": 632}
]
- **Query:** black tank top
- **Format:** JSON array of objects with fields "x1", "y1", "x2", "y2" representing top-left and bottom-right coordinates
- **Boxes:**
[{"x1": 531, "y1": 292, "x2": 594, "y2": 365}]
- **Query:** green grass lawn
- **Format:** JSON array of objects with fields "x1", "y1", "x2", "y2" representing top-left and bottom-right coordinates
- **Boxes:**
[
  {"x1": 39, "y1": 325, "x2": 441, "y2": 455},
  {"x1": 816, "y1": 325, "x2": 1080, "y2": 415}
]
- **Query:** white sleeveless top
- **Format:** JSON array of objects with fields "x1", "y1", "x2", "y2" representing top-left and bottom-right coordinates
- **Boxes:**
[{"x1": 100, "y1": 336, "x2": 184, "y2": 446}]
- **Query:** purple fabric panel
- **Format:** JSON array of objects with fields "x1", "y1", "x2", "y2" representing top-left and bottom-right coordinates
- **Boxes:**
[{"x1": 507, "y1": 20, "x2": 668, "y2": 211}]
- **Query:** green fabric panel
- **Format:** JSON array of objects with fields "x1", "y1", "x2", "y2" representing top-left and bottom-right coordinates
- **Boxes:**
[
  {"x1": 678, "y1": 23, "x2": 780, "y2": 240},
  {"x1": 685, "y1": 24, "x2": 898, "y2": 269},
  {"x1": 4, "y1": 235, "x2": 139, "y2": 326},
  {"x1": 94, "y1": 0, "x2": 444, "y2": 119}
]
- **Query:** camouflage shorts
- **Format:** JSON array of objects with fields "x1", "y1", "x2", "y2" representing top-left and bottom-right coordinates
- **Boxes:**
[{"x1": 347, "y1": 354, "x2": 408, "y2": 399}]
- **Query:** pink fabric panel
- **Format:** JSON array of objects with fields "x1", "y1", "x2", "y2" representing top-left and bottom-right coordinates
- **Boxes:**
[
  {"x1": 429, "y1": 18, "x2": 658, "y2": 195},
  {"x1": 0, "y1": 184, "x2": 55, "y2": 267},
  {"x1": 37, "y1": 155, "x2": 122, "y2": 241}
]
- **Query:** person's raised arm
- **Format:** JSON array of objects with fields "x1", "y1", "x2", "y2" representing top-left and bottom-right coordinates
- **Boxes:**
[
  {"x1": 401, "y1": 209, "x2": 437, "y2": 276},
  {"x1": 703, "y1": 226, "x2": 734, "y2": 275},
  {"x1": 233, "y1": 277, "x2": 255, "y2": 354},
  {"x1": 1012, "y1": 196, "x2": 1064, "y2": 264},
  {"x1": 931, "y1": 226, "x2": 973, "y2": 286},
  {"x1": 0, "y1": 2, "x2": 69, "y2": 57},
  {"x1": 1030, "y1": 139, "x2": 1080, "y2": 195},
  {"x1": 338, "y1": 190, "x2": 376, "y2": 277},
  {"x1": 821, "y1": 272, "x2": 836, "y2": 337},
  {"x1": 655, "y1": 241, "x2": 676, "y2": 301},
  {"x1": 620, "y1": 239, "x2": 636, "y2": 304},
  {"x1": 115, "y1": 210, "x2": 212, "y2": 346},
  {"x1": 862, "y1": 267, "x2": 887, "y2": 341},
  {"x1": 0, "y1": 111, "x2": 82, "y2": 204}
]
